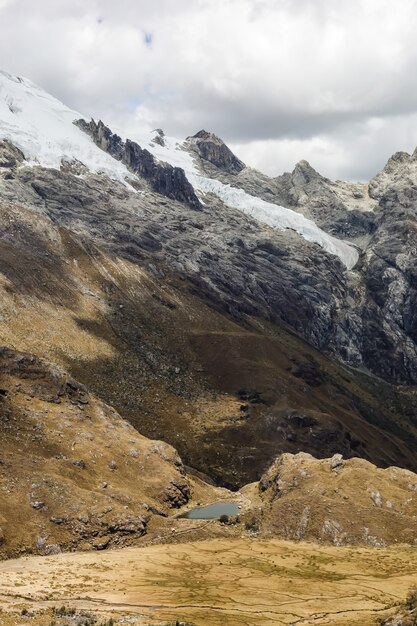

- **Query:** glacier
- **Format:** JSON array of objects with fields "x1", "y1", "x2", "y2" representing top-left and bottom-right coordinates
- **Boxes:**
[
  {"x1": 0, "y1": 70, "x2": 131, "y2": 182},
  {"x1": 129, "y1": 133, "x2": 359, "y2": 270},
  {"x1": 0, "y1": 70, "x2": 358, "y2": 269}
]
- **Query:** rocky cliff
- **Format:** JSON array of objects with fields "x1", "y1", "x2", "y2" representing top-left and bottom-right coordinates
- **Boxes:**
[{"x1": 76, "y1": 118, "x2": 202, "y2": 210}]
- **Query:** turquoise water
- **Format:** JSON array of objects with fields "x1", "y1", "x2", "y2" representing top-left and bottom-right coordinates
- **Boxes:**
[{"x1": 180, "y1": 502, "x2": 240, "y2": 519}]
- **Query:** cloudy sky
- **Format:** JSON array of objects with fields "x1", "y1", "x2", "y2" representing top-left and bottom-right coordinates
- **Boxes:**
[{"x1": 1, "y1": 0, "x2": 417, "y2": 180}]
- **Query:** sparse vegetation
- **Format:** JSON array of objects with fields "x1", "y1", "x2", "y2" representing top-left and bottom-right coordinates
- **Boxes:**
[
  {"x1": 244, "y1": 516, "x2": 260, "y2": 532},
  {"x1": 52, "y1": 606, "x2": 76, "y2": 617},
  {"x1": 405, "y1": 586, "x2": 417, "y2": 612},
  {"x1": 377, "y1": 585, "x2": 417, "y2": 625},
  {"x1": 2, "y1": 539, "x2": 417, "y2": 626},
  {"x1": 49, "y1": 606, "x2": 114, "y2": 626}
]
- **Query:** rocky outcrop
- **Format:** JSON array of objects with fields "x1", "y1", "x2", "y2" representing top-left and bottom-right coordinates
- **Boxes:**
[
  {"x1": 369, "y1": 149, "x2": 417, "y2": 200},
  {"x1": 379, "y1": 587, "x2": 417, "y2": 625},
  {"x1": 188, "y1": 129, "x2": 245, "y2": 174},
  {"x1": 254, "y1": 452, "x2": 417, "y2": 545},
  {"x1": 0, "y1": 140, "x2": 24, "y2": 178},
  {"x1": 76, "y1": 118, "x2": 202, "y2": 211}
]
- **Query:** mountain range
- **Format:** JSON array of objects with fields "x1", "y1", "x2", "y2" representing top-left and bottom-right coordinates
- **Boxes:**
[{"x1": 1, "y1": 69, "x2": 417, "y2": 624}]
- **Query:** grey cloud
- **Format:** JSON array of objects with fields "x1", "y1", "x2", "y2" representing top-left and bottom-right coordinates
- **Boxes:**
[{"x1": 1, "y1": 0, "x2": 417, "y2": 181}]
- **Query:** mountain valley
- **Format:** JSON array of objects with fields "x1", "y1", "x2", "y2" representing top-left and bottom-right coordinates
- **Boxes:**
[{"x1": 1, "y1": 69, "x2": 417, "y2": 625}]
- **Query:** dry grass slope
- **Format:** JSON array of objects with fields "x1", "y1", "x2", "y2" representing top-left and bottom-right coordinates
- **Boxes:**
[{"x1": 1, "y1": 538, "x2": 417, "y2": 625}]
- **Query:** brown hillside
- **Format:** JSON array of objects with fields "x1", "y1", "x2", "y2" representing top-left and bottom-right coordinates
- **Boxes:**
[
  {"x1": 248, "y1": 452, "x2": 417, "y2": 545},
  {"x1": 0, "y1": 346, "x2": 223, "y2": 559},
  {"x1": 0, "y1": 197, "x2": 417, "y2": 489}
]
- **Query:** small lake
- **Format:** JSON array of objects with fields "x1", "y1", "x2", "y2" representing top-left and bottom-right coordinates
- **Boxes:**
[{"x1": 180, "y1": 502, "x2": 241, "y2": 520}]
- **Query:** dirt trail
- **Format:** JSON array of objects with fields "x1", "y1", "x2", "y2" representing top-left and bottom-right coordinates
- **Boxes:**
[{"x1": 1, "y1": 537, "x2": 416, "y2": 625}]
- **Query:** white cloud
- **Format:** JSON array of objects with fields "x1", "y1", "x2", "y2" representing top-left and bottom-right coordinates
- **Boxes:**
[
  {"x1": 232, "y1": 113, "x2": 417, "y2": 180},
  {"x1": 1, "y1": 0, "x2": 417, "y2": 180}
]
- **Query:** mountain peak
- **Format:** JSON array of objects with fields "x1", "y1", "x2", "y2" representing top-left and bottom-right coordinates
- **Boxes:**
[
  {"x1": 291, "y1": 159, "x2": 328, "y2": 186},
  {"x1": 293, "y1": 159, "x2": 323, "y2": 177},
  {"x1": 0, "y1": 70, "x2": 130, "y2": 181},
  {"x1": 192, "y1": 129, "x2": 216, "y2": 141},
  {"x1": 188, "y1": 128, "x2": 245, "y2": 174}
]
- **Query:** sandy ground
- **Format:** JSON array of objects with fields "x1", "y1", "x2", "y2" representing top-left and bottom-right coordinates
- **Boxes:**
[{"x1": 1, "y1": 537, "x2": 416, "y2": 625}]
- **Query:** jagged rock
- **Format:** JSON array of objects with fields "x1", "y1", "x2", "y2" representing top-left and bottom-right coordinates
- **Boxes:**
[
  {"x1": 0, "y1": 140, "x2": 24, "y2": 170},
  {"x1": 330, "y1": 454, "x2": 344, "y2": 472},
  {"x1": 188, "y1": 129, "x2": 245, "y2": 174},
  {"x1": 163, "y1": 478, "x2": 191, "y2": 508},
  {"x1": 369, "y1": 149, "x2": 417, "y2": 200},
  {"x1": 151, "y1": 128, "x2": 165, "y2": 147},
  {"x1": 76, "y1": 119, "x2": 202, "y2": 211}
]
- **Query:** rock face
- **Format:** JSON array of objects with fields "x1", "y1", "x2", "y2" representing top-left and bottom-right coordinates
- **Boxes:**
[
  {"x1": 75, "y1": 119, "x2": 202, "y2": 211},
  {"x1": 269, "y1": 159, "x2": 377, "y2": 232},
  {"x1": 333, "y1": 152, "x2": 417, "y2": 383},
  {"x1": 254, "y1": 452, "x2": 417, "y2": 545},
  {"x1": 187, "y1": 146, "x2": 377, "y2": 241},
  {"x1": 188, "y1": 129, "x2": 245, "y2": 174},
  {"x1": 0, "y1": 140, "x2": 24, "y2": 172},
  {"x1": 369, "y1": 149, "x2": 417, "y2": 200},
  {"x1": 182, "y1": 131, "x2": 417, "y2": 385}
]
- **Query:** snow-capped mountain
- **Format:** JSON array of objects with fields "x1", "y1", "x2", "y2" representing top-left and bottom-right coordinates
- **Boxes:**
[
  {"x1": 0, "y1": 70, "x2": 357, "y2": 268},
  {"x1": 0, "y1": 70, "x2": 131, "y2": 180},
  {"x1": 2, "y1": 69, "x2": 417, "y2": 388}
]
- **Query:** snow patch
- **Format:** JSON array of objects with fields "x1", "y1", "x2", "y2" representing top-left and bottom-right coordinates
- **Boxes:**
[
  {"x1": 0, "y1": 70, "x2": 358, "y2": 269},
  {"x1": 129, "y1": 131, "x2": 359, "y2": 269},
  {"x1": 0, "y1": 70, "x2": 131, "y2": 182}
]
